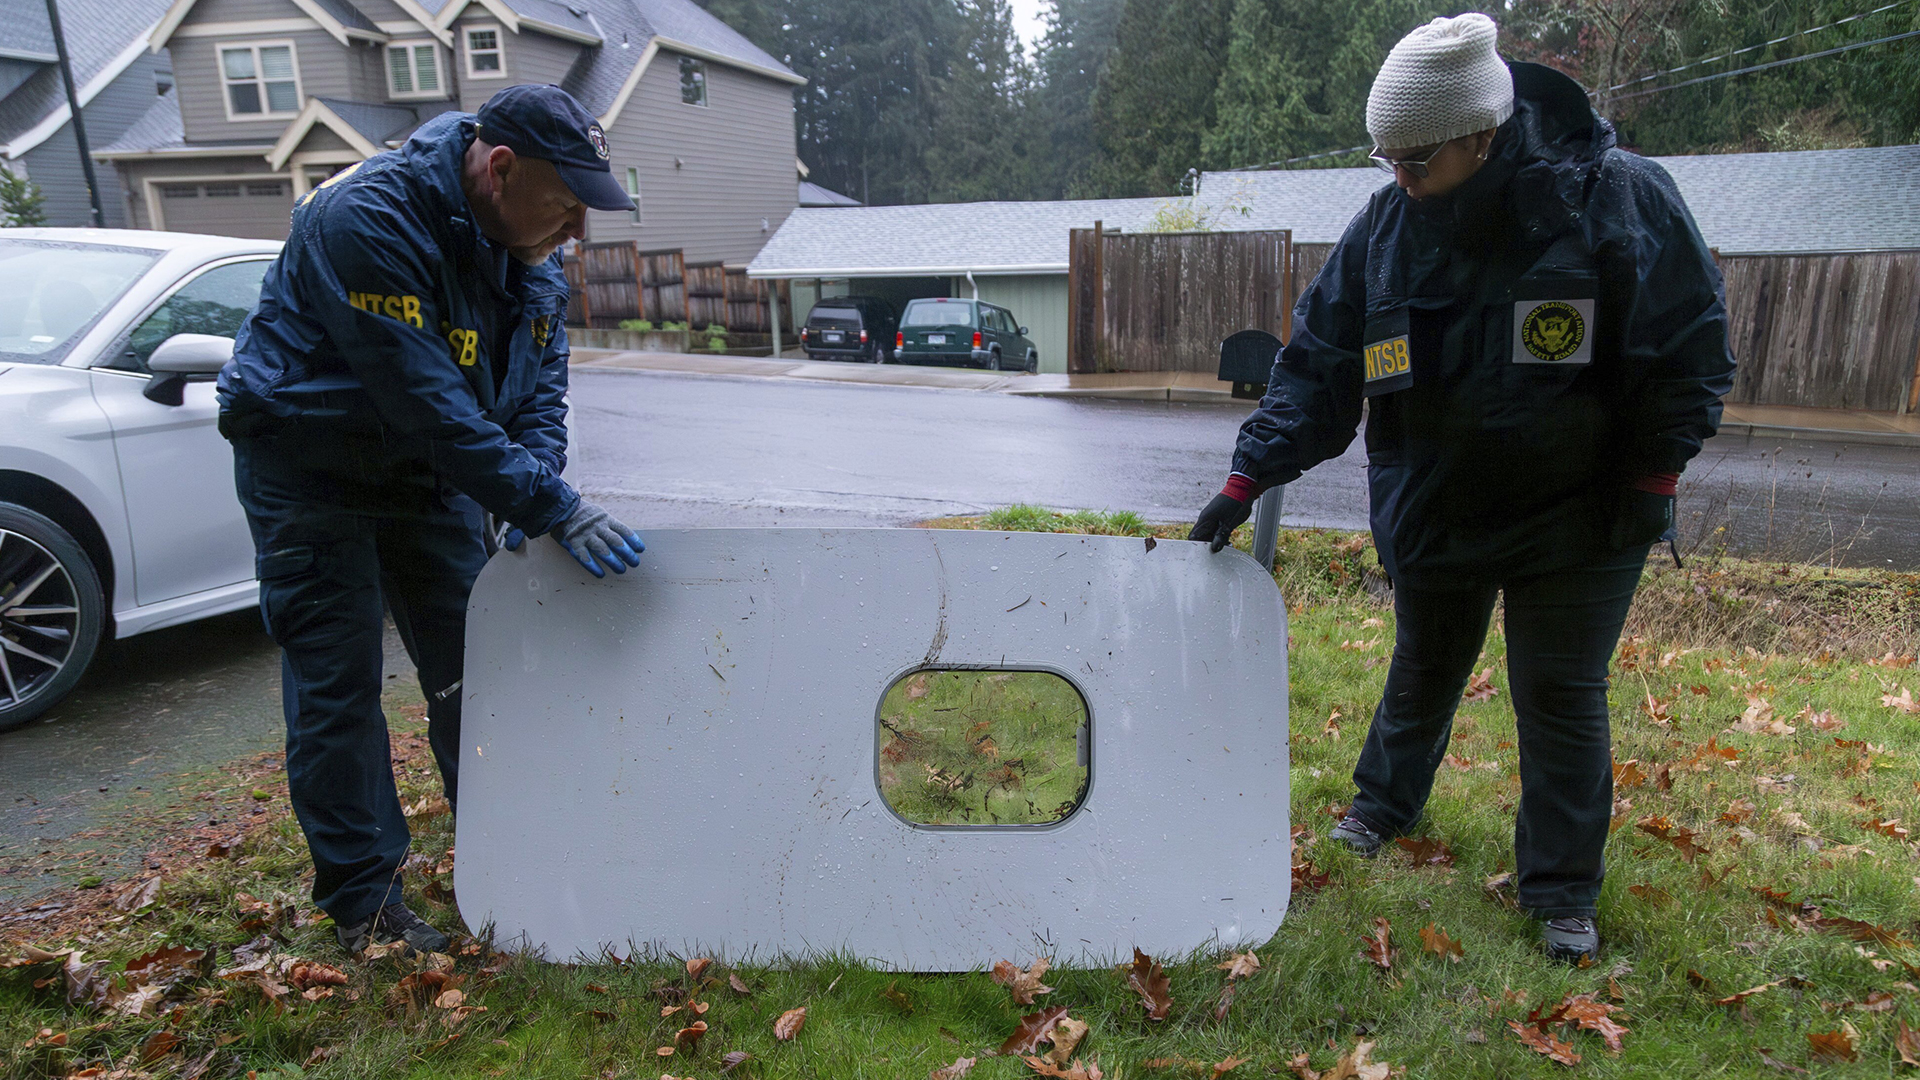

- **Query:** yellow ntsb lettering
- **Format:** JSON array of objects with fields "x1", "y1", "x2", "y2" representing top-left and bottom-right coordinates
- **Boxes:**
[
  {"x1": 446, "y1": 326, "x2": 479, "y2": 366},
  {"x1": 346, "y1": 291, "x2": 425, "y2": 329},
  {"x1": 1363, "y1": 336, "x2": 1411, "y2": 382}
]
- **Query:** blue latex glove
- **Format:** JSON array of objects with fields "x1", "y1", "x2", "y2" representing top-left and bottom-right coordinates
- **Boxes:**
[
  {"x1": 553, "y1": 498, "x2": 645, "y2": 578},
  {"x1": 503, "y1": 526, "x2": 525, "y2": 551}
]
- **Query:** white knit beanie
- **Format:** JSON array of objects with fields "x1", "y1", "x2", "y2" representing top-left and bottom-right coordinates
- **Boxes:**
[{"x1": 1366, "y1": 13, "x2": 1514, "y2": 151}]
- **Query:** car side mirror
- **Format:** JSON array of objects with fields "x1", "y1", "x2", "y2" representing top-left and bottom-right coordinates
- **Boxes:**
[
  {"x1": 1019, "y1": 326, "x2": 1029, "y2": 336},
  {"x1": 143, "y1": 333, "x2": 234, "y2": 406}
]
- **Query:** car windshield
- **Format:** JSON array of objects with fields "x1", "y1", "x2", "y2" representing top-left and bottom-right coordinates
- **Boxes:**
[
  {"x1": 0, "y1": 240, "x2": 160, "y2": 364},
  {"x1": 902, "y1": 300, "x2": 974, "y2": 327}
]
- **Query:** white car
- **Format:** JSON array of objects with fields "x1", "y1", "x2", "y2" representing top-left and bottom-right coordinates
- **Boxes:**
[{"x1": 0, "y1": 228, "x2": 283, "y2": 731}]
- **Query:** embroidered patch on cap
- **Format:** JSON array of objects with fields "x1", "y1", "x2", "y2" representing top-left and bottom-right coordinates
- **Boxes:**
[{"x1": 587, "y1": 124, "x2": 610, "y2": 160}]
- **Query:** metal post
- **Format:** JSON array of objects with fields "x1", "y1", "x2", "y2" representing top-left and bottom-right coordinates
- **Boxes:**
[
  {"x1": 1249, "y1": 485, "x2": 1283, "y2": 570},
  {"x1": 45, "y1": 0, "x2": 104, "y2": 228}
]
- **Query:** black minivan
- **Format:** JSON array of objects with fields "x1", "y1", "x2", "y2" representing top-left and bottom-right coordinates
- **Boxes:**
[{"x1": 800, "y1": 295, "x2": 898, "y2": 363}]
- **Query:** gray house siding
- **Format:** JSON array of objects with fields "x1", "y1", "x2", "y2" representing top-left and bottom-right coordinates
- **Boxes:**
[
  {"x1": 350, "y1": 0, "x2": 416, "y2": 23},
  {"x1": 588, "y1": 52, "x2": 796, "y2": 265},
  {"x1": 172, "y1": 28, "x2": 357, "y2": 143},
  {"x1": 500, "y1": 29, "x2": 580, "y2": 91},
  {"x1": 452, "y1": 18, "x2": 512, "y2": 113},
  {"x1": 19, "y1": 52, "x2": 172, "y2": 227}
]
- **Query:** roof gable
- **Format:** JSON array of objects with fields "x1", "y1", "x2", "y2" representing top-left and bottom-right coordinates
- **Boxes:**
[
  {"x1": 152, "y1": 0, "x2": 449, "y2": 48},
  {"x1": 1, "y1": 0, "x2": 173, "y2": 153}
]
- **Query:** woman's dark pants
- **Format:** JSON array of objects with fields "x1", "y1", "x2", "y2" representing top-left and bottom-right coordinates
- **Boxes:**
[
  {"x1": 1347, "y1": 549, "x2": 1649, "y2": 919},
  {"x1": 231, "y1": 435, "x2": 488, "y2": 927}
]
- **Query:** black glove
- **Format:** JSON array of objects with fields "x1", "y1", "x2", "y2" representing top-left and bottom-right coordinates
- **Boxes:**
[
  {"x1": 1609, "y1": 487, "x2": 1674, "y2": 550},
  {"x1": 1189, "y1": 493, "x2": 1253, "y2": 553}
]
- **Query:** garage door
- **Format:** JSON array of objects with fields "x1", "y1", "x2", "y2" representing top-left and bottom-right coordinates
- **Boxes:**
[{"x1": 156, "y1": 179, "x2": 293, "y2": 240}]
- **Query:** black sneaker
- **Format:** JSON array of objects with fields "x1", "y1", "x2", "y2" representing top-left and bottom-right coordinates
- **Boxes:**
[
  {"x1": 1330, "y1": 813, "x2": 1386, "y2": 857},
  {"x1": 1542, "y1": 916, "x2": 1599, "y2": 964},
  {"x1": 335, "y1": 902, "x2": 450, "y2": 956}
]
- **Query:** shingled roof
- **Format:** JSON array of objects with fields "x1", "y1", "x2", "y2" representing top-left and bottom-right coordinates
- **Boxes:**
[
  {"x1": 749, "y1": 143, "x2": 1920, "y2": 278},
  {"x1": 0, "y1": 0, "x2": 173, "y2": 151}
]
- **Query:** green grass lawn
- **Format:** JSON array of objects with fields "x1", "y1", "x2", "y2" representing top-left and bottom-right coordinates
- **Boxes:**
[{"x1": 4, "y1": 512, "x2": 1918, "y2": 1079}]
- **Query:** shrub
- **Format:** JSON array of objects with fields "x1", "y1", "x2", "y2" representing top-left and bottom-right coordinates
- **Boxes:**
[{"x1": 617, "y1": 319, "x2": 654, "y2": 331}]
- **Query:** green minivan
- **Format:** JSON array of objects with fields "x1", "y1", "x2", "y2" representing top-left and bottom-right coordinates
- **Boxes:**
[{"x1": 894, "y1": 297, "x2": 1037, "y2": 373}]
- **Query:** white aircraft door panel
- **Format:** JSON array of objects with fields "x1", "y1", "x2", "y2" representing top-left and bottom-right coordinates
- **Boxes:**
[{"x1": 456, "y1": 528, "x2": 1290, "y2": 970}]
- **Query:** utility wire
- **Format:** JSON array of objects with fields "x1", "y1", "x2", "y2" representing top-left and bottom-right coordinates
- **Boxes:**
[
  {"x1": 1223, "y1": 143, "x2": 1372, "y2": 173},
  {"x1": 1608, "y1": 26, "x2": 1920, "y2": 101},
  {"x1": 1223, "y1": 3, "x2": 1918, "y2": 172},
  {"x1": 1601, "y1": 0, "x2": 1914, "y2": 91}
]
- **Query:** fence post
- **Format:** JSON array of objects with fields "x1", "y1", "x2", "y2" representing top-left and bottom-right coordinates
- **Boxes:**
[{"x1": 1092, "y1": 220, "x2": 1105, "y2": 373}]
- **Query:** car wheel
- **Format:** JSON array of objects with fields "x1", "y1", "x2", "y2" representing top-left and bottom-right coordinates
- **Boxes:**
[
  {"x1": 988, "y1": 351, "x2": 1002, "y2": 371},
  {"x1": 0, "y1": 503, "x2": 106, "y2": 733},
  {"x1": 1025, "y1": 351, "x2": 1038, "y2": 374}
]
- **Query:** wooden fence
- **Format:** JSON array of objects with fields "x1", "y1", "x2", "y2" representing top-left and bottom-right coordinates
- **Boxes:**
[
  {"x1": 1718, "y1": 250, "x2": 1920, "y2": 413},
  {"x1": 1067, "y1": 226, "x2": 1292, "y2": 374},
  {"x1": 1110, "y1": 237, "x2": 1920, "y2": 415},
  {"x1": 563, "y1": 243, "x2": 790, "y2": 335}
]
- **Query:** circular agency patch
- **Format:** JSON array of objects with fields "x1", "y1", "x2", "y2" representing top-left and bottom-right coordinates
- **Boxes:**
[{"x1": 1520, "y1": 300, "x2": 1585, "y2": 362}]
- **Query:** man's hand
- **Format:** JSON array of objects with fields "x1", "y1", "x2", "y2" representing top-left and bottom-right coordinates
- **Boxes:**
[
  {"x1": 552, "y1": 499, "x2": 645, "y2": 577},
  {"x1": 1190, "y1": 492, "x2": 1253, "y2": 553},
  {"x1": 1610, "y1": 484, "x2": 1675, "y2": 550}
]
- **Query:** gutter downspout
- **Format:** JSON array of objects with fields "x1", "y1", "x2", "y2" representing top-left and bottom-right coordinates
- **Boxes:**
[{"x1": 965, "y1": 270, "x2": 977, "y2": 299}]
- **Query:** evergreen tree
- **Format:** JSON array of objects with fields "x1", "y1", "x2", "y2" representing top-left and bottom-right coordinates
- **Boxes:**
[
  {"x1": 1204, "y1": 0, "x2": 1451, "y2": 170},
  {"x1": 1085, "y1": 0, "x2": 1235, "y2": 197},
  {"x1": 0, "y1": 164, "x2": 45, "y2": 227},
  {"x1": 928, "y1": 0, "x2": 1035, "y2": 203},
  {"x1": 690, "y1": 0, "x2": 789, "y2": 58},
  {"x1": 1029, "y1": 0, "x2": 1126, "y2": 197}
]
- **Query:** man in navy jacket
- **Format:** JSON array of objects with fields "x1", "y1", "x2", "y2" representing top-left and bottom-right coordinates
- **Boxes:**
[{"x1": 220, "y1": 85, "x2": 643, "y2": 955}]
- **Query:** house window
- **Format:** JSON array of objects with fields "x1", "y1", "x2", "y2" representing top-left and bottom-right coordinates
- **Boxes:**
[
  {"x1": 679, "y1": 57, "x2": 706, "y2": 106},
  {"x1": 387, "y1": 42, "x2": 442, "y2": 98},
  {"x1": 624, "y1": 167, "x2": 641, "y2": 224},
  {"x1": 220, "y1": 42, "x2": 299, "y2": 119},
  {"x1": 465, "y1": 26, "x2": 504, "y2": 78}
]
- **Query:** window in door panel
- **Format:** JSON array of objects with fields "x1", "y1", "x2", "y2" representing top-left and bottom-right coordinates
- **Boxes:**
[
  {"x1": 877, "y1": 669, "x2": 1090, "y2": 827},
  {"x1": 113, "y1": 260, "x2": 270, "y2": 374}
]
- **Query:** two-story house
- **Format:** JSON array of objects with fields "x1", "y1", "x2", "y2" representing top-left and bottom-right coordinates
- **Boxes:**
[
  {"x1": 95, "y1": 0, "x2": 802, "y2": 264},
  {"x1": 0, "y1": 0, "x2": 177, "y2": 227}
]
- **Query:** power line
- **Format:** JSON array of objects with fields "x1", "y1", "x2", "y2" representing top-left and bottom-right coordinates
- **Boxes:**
[
  {"x1": 1601, "y1": 0, "x2": 1914, "y2": 91},
  {"x1": 1609, "y1": 27, "x2": 1920, "y2": 102},
  {"x1": 1223, "y1": 143, "x2": 1371, "y2": 173}
]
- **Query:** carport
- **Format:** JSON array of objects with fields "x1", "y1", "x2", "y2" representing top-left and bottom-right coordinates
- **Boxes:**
[{"x1": 746, "y1": 197, "x2": 1168, "y2": 373}]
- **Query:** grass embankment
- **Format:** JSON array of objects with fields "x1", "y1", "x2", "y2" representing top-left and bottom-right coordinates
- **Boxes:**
[{"x1": 3, "y1": 508, "x2": 1918, "y2": 1079}]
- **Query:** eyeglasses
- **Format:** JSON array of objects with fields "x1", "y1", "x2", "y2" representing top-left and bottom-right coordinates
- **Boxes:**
[{"x1": 1369, "y1": 141, "x2": 1448, "y2": 179}]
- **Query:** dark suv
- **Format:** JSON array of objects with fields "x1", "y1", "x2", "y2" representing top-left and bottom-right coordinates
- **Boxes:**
[
  {"x1": 894, "y1": 297, "x2": 1037, "y2": 372},
  {"x1": 800, "y1": 295, "x2": 898, "y2": 363}
]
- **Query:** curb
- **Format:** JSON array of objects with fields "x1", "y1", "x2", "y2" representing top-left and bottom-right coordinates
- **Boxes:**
[{"x1": 570, "y1": 350, "x2": 1920, "y2": 448}]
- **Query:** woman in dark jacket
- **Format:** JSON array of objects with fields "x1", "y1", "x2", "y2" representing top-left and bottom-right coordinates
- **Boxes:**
[{"x1": 1190, "y1": 13, "x2": 1736, "y2": 962}]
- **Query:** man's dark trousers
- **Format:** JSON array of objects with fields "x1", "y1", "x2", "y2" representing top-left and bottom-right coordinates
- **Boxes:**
[
  {"x1": 1346, "y1": 548, "x2": 1650, "y2": 919},
  {"x1": 232, "y1": 433, "x2": 488, "y2": 927}
]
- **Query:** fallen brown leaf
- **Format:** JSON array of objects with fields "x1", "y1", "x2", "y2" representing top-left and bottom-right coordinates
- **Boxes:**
[
  {"x1": 882, "y1": 980, "x2": 914, "y2": 1014},
  {"x1": 1000, "y1": 1004, "x2": 1071, "y2": 1055},
  {"x1": 1023, "y1": 1056, "x2": 1103, "y2": 1079},
  {"x1": 1125, "y1": 948, "x2": 1173, "y2": 1020},
  {"x1": 1807, "y1": 1022, "x2": 1858, "y2": 1062},
  {"x1": 1359, "y1": 917, "x2": 1395, "y2": 972},
  {"x1": 992, "y1": 958, "x2": 1055, "y2": 1004},
  {"x1": 1044, "y1": 1016, "x2": 1089, "y2": 1066},
  {"x1": 1216, "y1": 951, "x2": 1260, "y2": 980},
  {"x1": 1509, "y1": 1020, "x2": 1580, "y2": 1066},
  {"x1": 1211, "y1": 1055, "x2": 1250, "y2": 1078},
  {"x1": 721, "y1": 1050, "x2": 752, "y2": 1074},
  {"x1": 729, "y1": 972, "x2": 751, "y2": 995},
  {"x1": 1395, "y1": 836, "x2": 1455, "y2": 867},
  {"x1": 1321, "y1": 1039, "x2": 1394, "y2": 1080},
  {"x1": 773, "y1": 1006, "x2": 807, "y2": 1041},
  {"x1": 1419, "y1": 923, "x2": 1464, "y2": 963},
  {"x1": 931, "y1": 1056, "x2": 977, "y2": 1080},
  {"x1": 1896, "y1": 1020, "x2": 1920, "y2": 1067},
  {"x1": 1463, "y1": 668, "x2": 1499, "y2": 702},
  {"x1": 686, "y1": 957, "x2": 713, "y2": 981}
]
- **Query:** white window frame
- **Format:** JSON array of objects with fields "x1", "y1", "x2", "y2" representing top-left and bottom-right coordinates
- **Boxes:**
[
  {"x1": 624, "y1": 166, "x2": 641, "y2": 225},
  {"x1": 464, "y1": 23, "x2": 506, "y2": 80},
  {"x1": 218, "y1": 40, "x2": 302, "y2": 122},
  {"x1": 679, "y1": 56, "x2": 707, "y2": 107},
  {"x1": 386, "y1": 40, "x2": 446, "y2": 100}
]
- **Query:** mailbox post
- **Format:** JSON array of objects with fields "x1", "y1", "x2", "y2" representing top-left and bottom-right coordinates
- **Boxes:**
[{"x1": 1218, "y1": 329, "x2": 1285, "y2": 570}]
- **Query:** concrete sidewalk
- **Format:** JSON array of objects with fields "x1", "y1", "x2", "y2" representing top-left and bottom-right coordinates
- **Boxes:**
[{"x1": 570, "y1": 349, "x2": 1920, "y2": 447}]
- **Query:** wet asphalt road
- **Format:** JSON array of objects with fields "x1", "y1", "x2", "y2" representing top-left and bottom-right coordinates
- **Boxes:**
[{"x1": 4, "y1": 366, "x2": 1917, "y2": 909}]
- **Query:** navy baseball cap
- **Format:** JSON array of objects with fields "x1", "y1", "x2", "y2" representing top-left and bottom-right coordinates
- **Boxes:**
[{"x1": 475, "y1": 84, "x2": 634, "y2": 212}]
